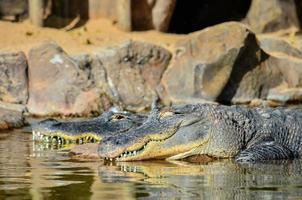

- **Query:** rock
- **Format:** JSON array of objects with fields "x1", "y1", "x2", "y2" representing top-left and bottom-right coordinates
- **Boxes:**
[
  {"x1": 0, "y1": 51, "x2": 28, "y2": 104},
  {"x1": 263, "y1": 55, "x2": 302, "y2": 103},
  {"x1": 96, "y1": 40, "x2": 171, "y2": 111},
  {"x1": 224, "y1": 53, "x2": 280, "y2": 104},
  {"x1": 160, "y1": 22, "x2": 266, "y2": 104},
  {"x1": 27, "y1": 42, "x2": 104, "y2": 116},
  {"x1": 73, "y1": 54, "x2": 114, "y2": 111},
  {"x1": 232, "y1": 35, "x2": 302, "y2": 104},
  {"x1": 267, "y1": 87, "x2": 302, "y2": 103},
  {"x1": 253, "y1": 36, "x2": 302, "y2": 103},
  {"x1": 226, "y1": 41, "x2": 302, "y2": 104},
  {"x1": 258, "y1": 35, "x2": 302, "y2": 59},
  {"x1": 0, "y1": 102, "x2": 25, "y2": 130},
  {"x1": 150, "y1": 0, "x2": 176, "y2": 32},
  {"x1": 132, "y1": 0, "x2": 176, "y2": 31},
  {"x1": 0, "y1": 0, "x2": 28, "y2": 21},
  {"x1": 160, "y1": 22, "x2": 302, "y2": 105},
  {"x1": 245, "y1": 0, "x2": 300, "y2": 33}
]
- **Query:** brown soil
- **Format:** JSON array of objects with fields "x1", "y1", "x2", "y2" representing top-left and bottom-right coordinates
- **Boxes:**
[{"x1": 0, "y1": 18, "x2": 185, "y2": 55}]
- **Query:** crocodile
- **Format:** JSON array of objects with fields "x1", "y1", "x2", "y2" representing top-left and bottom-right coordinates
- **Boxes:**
[
  {"x1": 32, "y1": 110, "x2": 147, "y2": 145},
  {"x1": 98, "y1": 103, "x2": 302, "y2": 163}
]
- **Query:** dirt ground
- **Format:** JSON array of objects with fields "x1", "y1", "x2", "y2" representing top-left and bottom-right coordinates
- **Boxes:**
[{"x1": 0, "y1": 18, "x2": 185, "y2": 55}]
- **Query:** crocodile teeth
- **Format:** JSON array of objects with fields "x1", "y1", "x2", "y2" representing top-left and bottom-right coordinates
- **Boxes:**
[
  {"x1": 117, "y1": 143, "x2": 149, "y2": 159},
  {"x1": 43, "y1": 136, "x2": 49, "y2": 143}
]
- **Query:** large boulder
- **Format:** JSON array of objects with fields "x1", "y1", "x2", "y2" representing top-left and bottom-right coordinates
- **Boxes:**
[
  {"x1": 245, "y1": 0, "x2": 300, "y2": 33},
  {"x1": 27, "y1": 43, "x2": 104, "y2": 116},
  {"x1": 96, "y1": 40, "x2": 172, "y2": 111},
  {"x1": 160, "y1": 22, "x2": 267, "y2": 104},
  {"x1": 160, "y1": 22, "x2": 302, "y2": 105},
  {"x1": 0, "y1": 102, "x2": 25, "y2": 130},
  {"x1": 0, "y1": 51, "x2": 28, "y2": 104}
]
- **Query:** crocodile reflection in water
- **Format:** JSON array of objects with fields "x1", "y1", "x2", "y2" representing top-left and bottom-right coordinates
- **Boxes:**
[{"x1": 98, "y1": 159, "x2": 302, "y2": 199}]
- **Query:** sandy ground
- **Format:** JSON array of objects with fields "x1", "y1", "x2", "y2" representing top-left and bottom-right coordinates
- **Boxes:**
[{"x1": 0, "y1": 18, "x2": 185, "y2": 56}]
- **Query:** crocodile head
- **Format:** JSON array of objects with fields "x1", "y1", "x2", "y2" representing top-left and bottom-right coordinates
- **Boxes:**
[
  {"x1": 98, "y1": 104, "x2": 217, "y2": 161},
  {"x1": 32, "y1": 111, "x2": 147, "y2": 145},
  {"x1": 99, "y1": 104, "x2": 248, "y2": 161}
]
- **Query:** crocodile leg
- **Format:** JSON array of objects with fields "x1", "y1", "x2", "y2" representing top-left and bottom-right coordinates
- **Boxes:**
[{"x1": 235, "y1": 142, "x2": 295, "y2": 163}]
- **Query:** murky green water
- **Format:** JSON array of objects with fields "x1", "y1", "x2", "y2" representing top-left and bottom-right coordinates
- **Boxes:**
[{"x1": 1, "y1": 130, "x2": 302, "y2": 199}]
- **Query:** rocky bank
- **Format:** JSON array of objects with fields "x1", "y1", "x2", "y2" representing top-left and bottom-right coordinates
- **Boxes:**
[{"x1": 1, "y1": 0, "x2": 302, "y2": 129}]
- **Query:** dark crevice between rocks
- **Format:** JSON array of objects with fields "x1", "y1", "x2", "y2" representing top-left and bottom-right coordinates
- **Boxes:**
[
  {"x1": 295, "y1": 0, "x2": 302, "y2": 29},
  {"x1": 168, "y1": 0, "x2": 252, "y2": 34},
  {"x1": 131, "y1": 0, "x2": 153, "y2": 31},
  {"x1": 216, "y1": 33, "x2": 270, "y2": 104},
  {"x1": 44, "y1": 0, "x2": 89, "y2": 29},
  {"x1": 24, "y1": 53, "x2": 29, "y2": 105}
]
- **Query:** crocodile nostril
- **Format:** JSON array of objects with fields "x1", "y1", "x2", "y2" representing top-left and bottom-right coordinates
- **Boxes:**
[{"x1": 116, "y1": 115, "x2": 125, "y2": 120}]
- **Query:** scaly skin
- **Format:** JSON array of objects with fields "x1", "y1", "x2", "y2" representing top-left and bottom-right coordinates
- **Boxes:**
[
  {"x1": 98, "y1": 104, "x2": 302, "y2": 163},
  {"x1": 32, "y1": 111, "x2": 147, "y2": 145}
]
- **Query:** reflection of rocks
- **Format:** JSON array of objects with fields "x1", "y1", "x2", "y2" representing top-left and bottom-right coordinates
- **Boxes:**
[
  {"x1": 27, "y1": 42, "x2": 104, "y2": 116},
  {"x1": 97, "y1": 40, "x2": 171, "y2": 111},
  {"x1": 0, "y1": 102, "x2": 25, "y2": 130},
  {"x1": 0, "y1": 51, "x2": 28, "y2": 104},
  {"x1": 160, "y1": 22, "x2": 266, "y2": 104},
  {"x1": 245, "y1": 0, "x2": 300, "y2": 33}
]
